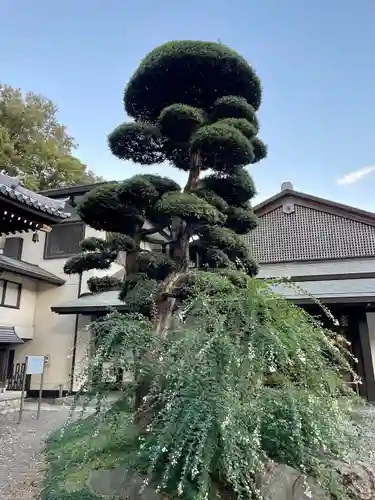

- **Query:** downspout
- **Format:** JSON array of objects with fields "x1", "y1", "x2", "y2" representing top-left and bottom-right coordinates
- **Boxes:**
[{"x1": 69, "y1": 272, "x2": 83, "y2": 393}]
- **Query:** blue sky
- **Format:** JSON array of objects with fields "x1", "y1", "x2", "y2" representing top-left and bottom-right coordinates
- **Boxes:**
[{"x1": 1, "y1": 1, "x2": 374, "y2": 209}]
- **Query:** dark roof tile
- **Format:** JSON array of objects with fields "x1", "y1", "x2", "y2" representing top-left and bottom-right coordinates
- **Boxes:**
[
  {"x1": 0, "y1": 254, "x2": 64, "y2": 285},
  {"x1": 0, "y1": 326, "x2": 23, "y2": 344},
  {"x1": 0, "y1": 173, "x2": 70, "y2": 219}
]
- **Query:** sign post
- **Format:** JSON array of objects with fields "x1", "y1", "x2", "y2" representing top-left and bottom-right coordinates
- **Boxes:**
[
  {"x1": 36, "y1": 366, "x2": 45, "y2": 420},
  {"x1": 18, "y1": 355, "x2": 45, "y2": 423},
  {"x1": 18, "y1": 357, "x2": 28, "y2": 424}
]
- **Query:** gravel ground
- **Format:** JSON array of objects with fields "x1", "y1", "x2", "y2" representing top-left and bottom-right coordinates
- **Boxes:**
[
  {"x1": 1, "y1": 403, "x2": 375, "y2": 500},
  {"x1": 0, "y1": 406, "x2": 72, "y2": 500}
]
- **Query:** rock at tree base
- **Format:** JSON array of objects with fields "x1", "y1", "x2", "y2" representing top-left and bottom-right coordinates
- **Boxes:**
[
  {"x1": 87, "y1": 465, "x2": 161, "y2": 500},
  {"x1": 259, "y1": 460, "x2": 375, "y2": 500},
  {"x1": 87, "y1": 461, "x2": 375, "y2": 499},
  {"x1": 259, "y1": 463, "x2": 328, "y2": 499},
  {"x1": 330, "y1": 460, "x2": 375, "y2": 499}
]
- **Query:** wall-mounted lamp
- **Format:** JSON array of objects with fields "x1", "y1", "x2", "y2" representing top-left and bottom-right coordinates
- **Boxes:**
[{"x1": 32, "y1": 231, "x2": 39, "y2": 243}]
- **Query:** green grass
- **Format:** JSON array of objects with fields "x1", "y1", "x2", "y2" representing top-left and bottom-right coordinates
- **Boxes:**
[{"x1": 42, "y1": 404, "x2": 137, "y2": 500}]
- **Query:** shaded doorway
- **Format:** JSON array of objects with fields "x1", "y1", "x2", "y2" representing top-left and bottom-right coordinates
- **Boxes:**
[
  {"x1": 302, "y1": 304, "x2": 367, "y2": 399},
  {"x1": 0, "y1": 346, "x2": 9, "y2": 387}
]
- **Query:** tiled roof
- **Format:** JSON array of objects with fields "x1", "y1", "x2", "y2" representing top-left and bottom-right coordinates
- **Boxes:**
[
  {"x1": 0, "y1": 254, "x2": 65, "y2": 285},
  {"x1": 244, "y1": 191, "x2": 375, "y2": 263},
  {"x1": 0, "y1": 173, "x2": 70, "y2": 219},
  {"x1": 0, "y1": 326, "x2": 23, "y2": 344}
]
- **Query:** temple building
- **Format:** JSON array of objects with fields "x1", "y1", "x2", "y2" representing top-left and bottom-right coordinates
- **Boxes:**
[
  {"x1": 1, "y1": 176, "x2": 375, "y2": 404},
  {"x1": 0, "y1": 172, "x2": 69, "y2": 389}
]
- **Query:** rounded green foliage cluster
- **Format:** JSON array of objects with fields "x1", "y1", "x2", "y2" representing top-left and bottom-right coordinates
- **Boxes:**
[
  {"x1": 225, "y1": 206, "x2": 258, "y2": 234},
  {"x1": 137, "y1": 251, "x2": 177, "y2": 280},
  {"x1": 210, "y1": 95, "x2": 259, "y2": 130},
  {"x1": 79, "y1": 236, "x2": 108, "y2": 252},
  {"x1": 196, "y1": 225, "x2": 259, "y2": 277},
  {"x1": 215, "y1": 118, "x2": 257, "y2": 140},
  {"x1": 250, "y1": 136, "x2": 268, "y2": 164},
  {"x1": 109, "y1": 41, "x2": 267, "y2": 173},
  {"x1": 141, "y1": 174, "x2": 181, "y2": 195},
  {"x1": 190, "y1": 242, "x2": 235, "y2": 269},
  {"x1": 64, "y1": 251, "x2": 116, "y2": 275},
  {"x1": 124, "y1": 40, "x2": 262, "y2": 121},
  {"x1": 159, "y1": 104, "x2": 206, "y2": 142},
  {"x1": 120, "y1": 278, "x2": 160, "y2": 317},
  {"x1": 107, "y1": 233, "x2": 137, "y2": 251},
  {"x1": 198, "y1": 225, "x2": 249, "y2": 260},
  {"x1": 78, "y1": 174, "x2": 183, "y2": 236},
  {"x1": 201, "y1": 167, "x2": 256, "y2": 207},
  {"x1": 87, "y1": 275, "x2": 123, "y2": 294},
  {"x1": 108, "y1": 121, "x2": 164, "y2": 164},
  {"x1": 117, "y1": 175, "x2": 159, "y2": 207},
  {"x1": 120, "y1": 272, "x2": 149, "y2": 296},
  {"x1": 192, "y1": 187, "x2": 228, "y2": 212},
  {"x1": 78, "y1": 183, "x2": 143, "y2": 234},
  {"x1": 172, "y1": 269, "x2": 236, "y2": 300},
  {"x1": 156, "y1": 191, "x2": 225, "y2": 225},
  {"x1": 80, "y1": 234, "x2": 136, "y2": 253},
  {"x1": 191, "y1": 122, "x2": 254, "y2": 170}
]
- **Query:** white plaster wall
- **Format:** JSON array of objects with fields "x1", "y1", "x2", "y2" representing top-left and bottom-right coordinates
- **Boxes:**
[
  {"x1": 272, "y1": 278, "x2": 375, "y2": 301},
  {"x1": 71, "y1": 315, "x2": 91, "y2": 393},
  {"x1": 10, "y1": 225, "x2": 130, "y2": 391},
  {"x1": 258, "y1": 258, "x2": 375, "y2": 279},
  {"x1": 0, "y1": 271, "x2": 36, "y2": 339},
  {"x1": 14, "y1": 276, "x2": 80, "y2": 391},
  {"x1": 10, "y1": 227, "x2": 80, "y2": 390}
]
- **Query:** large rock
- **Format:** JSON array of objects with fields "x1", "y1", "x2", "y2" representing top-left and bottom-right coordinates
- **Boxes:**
[
  {"x1": 331, "y1": 460, "x2": 375, "y2": 500},
  {"x1": 87, "y1": 465, "x2": 161, "y2": 500},
  {"x1": 88, "y1": 461, "x2": 375, "y2": 500},
  {"x1": 259, "y1": 460, "x2": 375, "y2": 500},
  {"x1": 259, "y1": 462, "x2": 329, "y2": 499}
]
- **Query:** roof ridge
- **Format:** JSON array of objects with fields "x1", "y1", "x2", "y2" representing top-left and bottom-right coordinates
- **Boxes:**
[
  {"x1": 0, "y1": 172, "x2": 70, "y2": 219},
  {"x1": 254, "y1": 188, "x2": 375, "y2": 224}
]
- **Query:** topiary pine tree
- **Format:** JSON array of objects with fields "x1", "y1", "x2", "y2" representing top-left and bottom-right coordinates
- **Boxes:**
[
  {"x1": 60, "y1": 41, "x2": 365, "y2": 500},
  {"x1": 64, "y1": 40, "x2": 267, "y2": 339}
]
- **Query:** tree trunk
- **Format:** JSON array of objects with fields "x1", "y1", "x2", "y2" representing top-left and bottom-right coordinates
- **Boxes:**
[{"x1": 134, "y1": 153, "x2": 201, "y2": 428}]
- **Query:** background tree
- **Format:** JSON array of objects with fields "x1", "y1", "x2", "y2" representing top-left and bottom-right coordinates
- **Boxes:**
[
  {"x1": 0, "y1": 84, "x2": 103, "y2": 190},
  {"x1": 63, "y1": 41, "x2": 361, "y2": 500}
]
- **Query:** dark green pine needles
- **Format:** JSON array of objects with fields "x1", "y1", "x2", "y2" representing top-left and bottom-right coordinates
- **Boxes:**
[{"x1": 66, "y1": 40, "x2": 267, "y2": 312}]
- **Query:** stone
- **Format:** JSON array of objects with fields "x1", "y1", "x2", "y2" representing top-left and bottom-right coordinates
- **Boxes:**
[
  {"x1": 87, "y1": 460, "x2": 375, "y2": 500},
  {"x1": 259, "y1": 460, "x2": 375, "y2": 499},
  {"x1": 331, "y1": 460, "x2": 375, "y2": 500},
  {"x1": 259, "y1": 462, "x2": 329, "y2": 500},
  {"x1": 87, "y1": 465, "x2": 161, "y2": 500}
]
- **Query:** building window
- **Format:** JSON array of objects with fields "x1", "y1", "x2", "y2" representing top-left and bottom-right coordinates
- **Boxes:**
[
  {"x1": 44, "y1": 222, "x2": 85, "y2": 260},
  {"x1": 3, "y1": 237, "x2": 23, "y2": 260},
  {"x1": 0, "y1": 279, "x2": 22, "y2": 309}
]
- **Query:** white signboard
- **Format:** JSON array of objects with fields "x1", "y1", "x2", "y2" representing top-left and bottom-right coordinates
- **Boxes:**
[{"x1": 26, "y1": 356, "x2": 45, "y2": 375}]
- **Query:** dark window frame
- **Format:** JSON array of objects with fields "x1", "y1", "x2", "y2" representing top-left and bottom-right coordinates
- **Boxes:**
[
  {"x1": 3, "y1": 237, "x2": 24, "y2": 260},
  {"x1": 0, "y1": 279, "x2": 22, "y2": 309},
  {"x1": 43, "y1": 222, "x2": 85, "y2": 260}
]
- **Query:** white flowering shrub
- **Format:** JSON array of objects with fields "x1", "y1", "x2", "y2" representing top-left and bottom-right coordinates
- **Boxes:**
[{"x1": 76, "y1": 278, "x2": 364, "y2": 500}]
